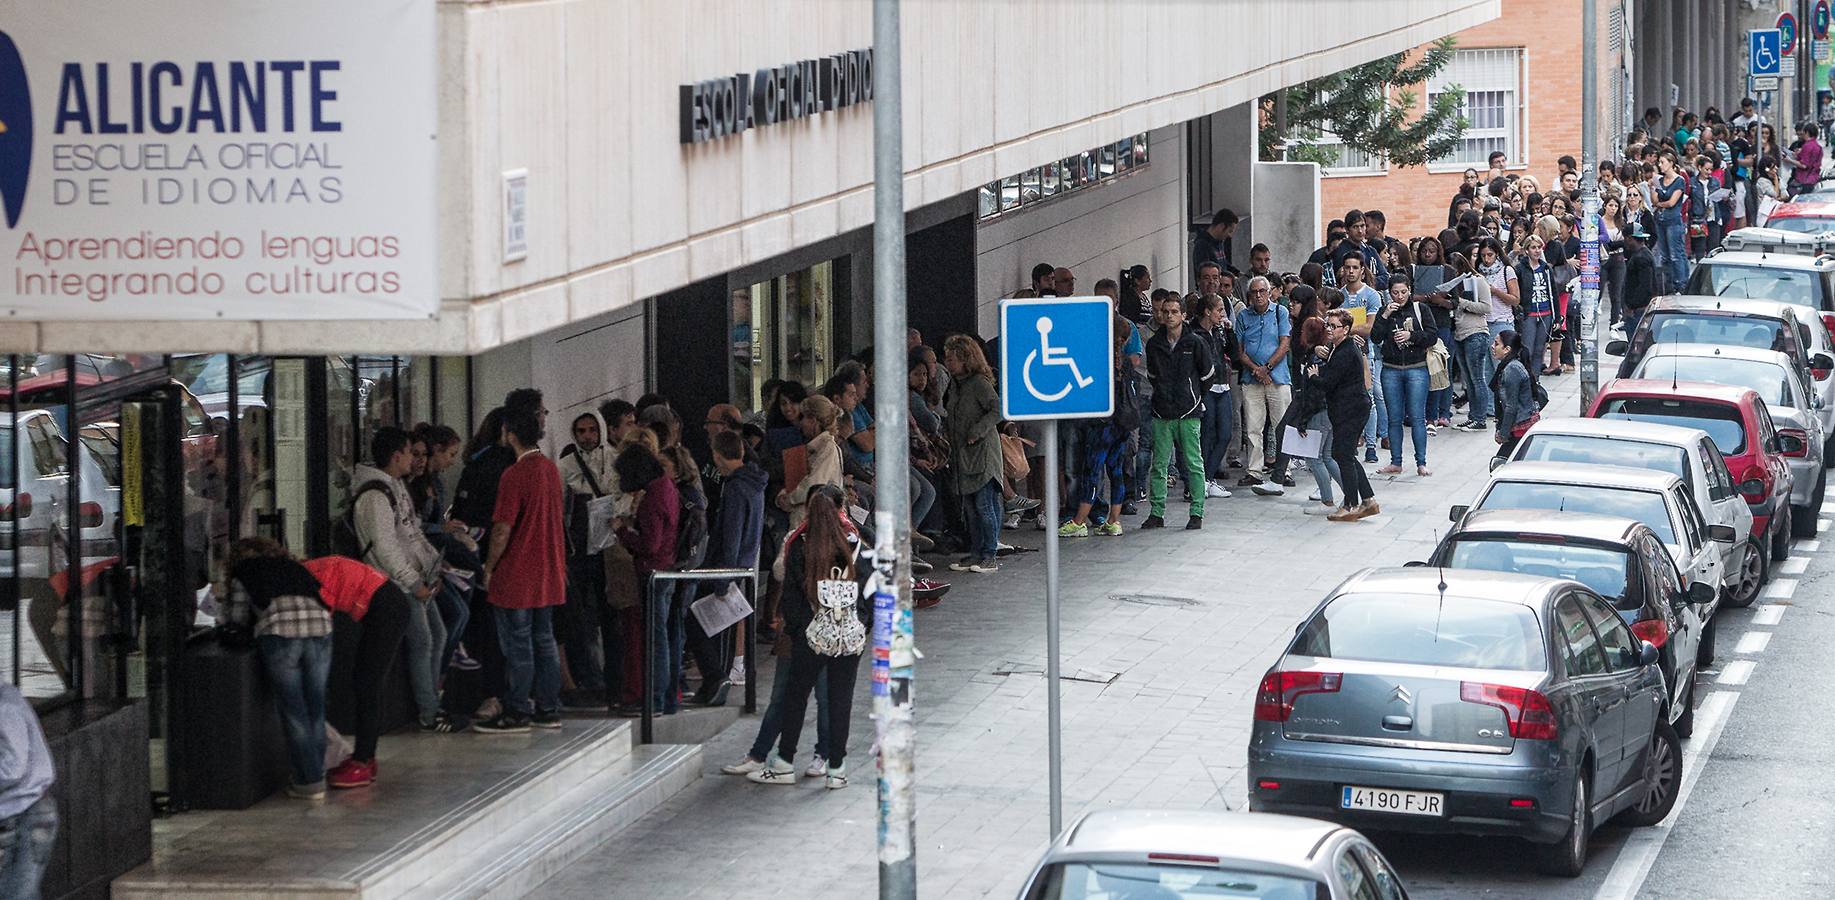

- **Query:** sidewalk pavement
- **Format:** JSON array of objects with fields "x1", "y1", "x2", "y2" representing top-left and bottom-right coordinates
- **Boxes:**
[{"x1": 531, "y1": 372, "x2": 1590, "y2": 900}]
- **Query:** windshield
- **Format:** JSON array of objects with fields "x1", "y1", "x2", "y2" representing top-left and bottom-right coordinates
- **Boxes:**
[
  {"x1": 1293, "y1": 592, "x2": 1545, "y2": 671},
  {"x1": 1515, "y1": 434, "x2": 1689, "y2": 485},
  {"x1": 1448, "y1": 538, "x2": 1634, "y2": 609},
  {"x1": 1598, "y1": 397, "x2": 1747, "y2": 455},
  {"x1": 1633, "y1": 355, "x2": 1795, "y2": 405},
  {"x1": 1477, "y1": 480, "x2": 1675, "y2": 544},
  {"x1": 1689, "y1": 264, "x2": 1819, "y2": 307},
  {"x1": 1769, "y1": 216, "x2": 1835, "y2": 235},
  {"x1": 1037, "y1": 862, "x2": 1318, "y2": 899},
  {"x1": 1639, "y1": 312, "x2": 1790, "y2": 355}
]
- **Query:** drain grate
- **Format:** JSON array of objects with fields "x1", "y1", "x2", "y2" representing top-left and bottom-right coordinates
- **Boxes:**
[
  {"x1": 1110, "y1": 592, "x2": 1201, "y2": 608},
  {"x1": 989, "y1": 664, "x2": 1120, "y2": 684}
]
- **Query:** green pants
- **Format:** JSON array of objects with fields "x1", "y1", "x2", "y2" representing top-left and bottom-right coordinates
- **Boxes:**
[{"x1": 1150, "y1": 416, "x2": 1206, "y2": 518}]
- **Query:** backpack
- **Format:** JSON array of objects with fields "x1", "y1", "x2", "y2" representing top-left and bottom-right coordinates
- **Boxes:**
[
  {"x1": 673, "y1": 484, "x2": 709, "y2": 571},
  {"x1": 806, "y1": 563, "x2": 866, "y2": 657},
  {"x1": 331, "y1": 480, "x2": 395, "y2": 561},
  {"x1": 1111, "y1": 365, "x2": 1143, "y2": 431}
]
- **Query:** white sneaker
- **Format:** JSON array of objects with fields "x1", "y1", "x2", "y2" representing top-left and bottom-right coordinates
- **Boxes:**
[
  {"x1": 745, "y1": 755, "x2": 798, "y2": 785},
  {"x1": 825, "y1": 764, "x2": 848, "y2": 790},
  {"x1": 721, "y1": 756, "x2": 766, "y2": 776},
  {"x1": 1205, "y1": 480, "x2": 1232, "y2": 499},
  {"x1": 1003, "y1": 513, "x2": 1021, "y2": 530},
  {"x1": 1302, "y1": 502, "x2": 1339, "y2": 516},
  {"x1": 805, "y1": 756, "x2": 829, "y2": 778},
  {"x1": 727, "y1": 655, "x2": 747, "y2": 686}
]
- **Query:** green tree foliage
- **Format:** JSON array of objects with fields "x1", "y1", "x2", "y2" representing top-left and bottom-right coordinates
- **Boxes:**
[{"x1": 1262, "y1": 38, "x2": 1468, "y2": 168}]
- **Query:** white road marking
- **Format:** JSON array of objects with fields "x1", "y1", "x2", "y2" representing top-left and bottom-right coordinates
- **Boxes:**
[
  {"x1": 1796, "y1": 540, "x2": 1821, "y2": 553},
  {"x1": 1593, "y1": 690, "x2": 1740, "y2": 900},
  {"x1": 1779, "y1": 557, "x2": 1810, "y2": 575},
  {"x1": 1819, "y1": 518, "x2": 1831, "y2": 533},
  {"x1": 1763, "y1": 578, "x2": 1799, "y2": 600},
  {"x1": 1734, "y1": 631, "x2": 1772, "y2": 654},
  {"x1": 1753, "y1": 605, "x2": 1786, "y2": 626},
  {"x1": 1716, "y1": 660, "x2": 1756, "y2": 685}
]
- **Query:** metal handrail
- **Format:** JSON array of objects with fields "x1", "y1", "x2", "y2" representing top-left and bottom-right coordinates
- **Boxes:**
[{"x1": 641, "y1": 567, "x2": 760, "y2": 744}]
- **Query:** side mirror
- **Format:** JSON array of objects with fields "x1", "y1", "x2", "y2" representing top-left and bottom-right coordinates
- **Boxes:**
[
  {"x1": 1813, "y1": 353, "x2": 1834, "y2": 370},
  {"x1": 1687, "y1": 581, "x2": 1716, "y2": 605},
  {"x1": 1448, "y1": 504, "x2": 1469, "y2": 524},
  {"x1": 1778, "y1": 434, "x2": 1806, "y2": 455},
  {"x1": 1489, "y1": 456, "x2": 1507, "y2": 472},
  {"x1": 1606, "y1": 340, "x2": 1630, "y2": 356},
  {"x1": 1707, "y1": 524, "x2": 1736, "y2": 543},
  {"x1": 1639, "y1": 640, "x2": 1660, "y2": 667},
  {"x1": 1814, "y1": 394, "x2": 1826, "y2": 410}
]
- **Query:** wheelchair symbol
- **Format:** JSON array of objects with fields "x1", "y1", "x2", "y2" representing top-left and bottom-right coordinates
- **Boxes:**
[
  {"x1": 1022, "y1": 316, "x2": 1094, "y2": 403},
  {"x1": 1758, "y1": 42, "x2": 1779, "y2": 72}
]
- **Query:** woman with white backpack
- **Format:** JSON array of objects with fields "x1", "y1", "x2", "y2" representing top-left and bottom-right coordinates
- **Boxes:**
[{"x1": 745, "y1": 489, "x2": 869, "y2": 789}]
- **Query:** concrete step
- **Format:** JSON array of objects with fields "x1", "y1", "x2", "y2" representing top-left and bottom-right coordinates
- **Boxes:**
[{"x1": 417, "y1": 743, "x2": 702, "y2": 900}]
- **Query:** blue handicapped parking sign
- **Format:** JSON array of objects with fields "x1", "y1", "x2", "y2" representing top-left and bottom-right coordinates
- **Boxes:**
[{"x1": 999, "y1": 296, "x2": 1115, "y2": 421}]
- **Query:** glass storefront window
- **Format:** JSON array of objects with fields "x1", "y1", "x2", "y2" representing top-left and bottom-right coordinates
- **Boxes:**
[{"x1": 737, "y1": 261, "x2": 835, "y2": 415}]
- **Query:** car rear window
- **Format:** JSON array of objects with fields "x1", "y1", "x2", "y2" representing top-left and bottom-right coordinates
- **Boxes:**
[
  {"x1": 1632, "y1": 355, "x2": 1795, "y2": 405},
  {"x1": 1477, "y1": 480, "x2": 1676, "y2": 544},
  {"x1": 1598, "y1": 396, "x2": 1747, "y2": 455},
  {"x1": 1448, "y1": 538, "x2": 1635, "y2": 609},
  {"x1": 1769, "y1": 216, "x2": 1835, "y2": 234},
  {"x1": 1689, "y1": 264, "x2": 1819, "y2": 307},
  {"x1": 1515, "y1": 434, "x2": 1689, "y2": 484},
  {"x1": 1641, "y1": 312, "x2": 1788, "y2": 352},
  {"x1": 1293, "y1": 593, "x2": 1545, "y2": 671},
  {"x1": 1035, "y1": 861, "x2": 1319, "y2": 899}
]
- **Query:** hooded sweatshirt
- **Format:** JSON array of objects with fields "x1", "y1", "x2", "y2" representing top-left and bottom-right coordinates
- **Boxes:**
[
  {"x1": 708, "y1": 461, "x2": 767, "y2": 570},
  {"x1": 351, "y1": 463, "x2": 443, "y2": 592},
  {"x1": 560, "y1": 411, "x2": 617, "y2": 499}
]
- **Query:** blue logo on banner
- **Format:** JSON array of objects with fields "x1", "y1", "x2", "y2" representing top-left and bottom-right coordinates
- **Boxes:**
[{"x1": 0, "y1": 30, "x2": 32, "y2": 228}]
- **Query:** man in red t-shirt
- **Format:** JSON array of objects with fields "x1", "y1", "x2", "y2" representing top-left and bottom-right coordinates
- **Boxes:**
[{"x1": 474, "y1": 405, "x2": 567, "y2": 733}]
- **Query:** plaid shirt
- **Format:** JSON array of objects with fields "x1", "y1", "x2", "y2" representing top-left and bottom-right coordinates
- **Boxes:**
[{"x1": 226, "y1": 581, "x2": 332, "y2": 639}]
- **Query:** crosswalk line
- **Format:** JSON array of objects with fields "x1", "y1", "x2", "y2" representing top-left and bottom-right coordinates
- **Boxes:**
[
  {"x1": 1752, "y1": 605, "x2": 1786, "y2": 626},
  {"x1": 1734, "y1": 631, "x2": 1772, "y2": 654}
]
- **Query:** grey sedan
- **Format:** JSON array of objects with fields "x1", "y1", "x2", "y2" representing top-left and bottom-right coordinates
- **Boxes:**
[
  {"x1": 1015, "y1": 809, "x2": 1407, "y2": 899},
  {"x1": 1247, "y1": 568, "x2": 1679, "y2": 877}
]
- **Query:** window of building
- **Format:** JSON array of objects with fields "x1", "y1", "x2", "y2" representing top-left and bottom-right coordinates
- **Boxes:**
[
  {"x1": 1429, "y1": 47, "x2": 1526, "y2": 168},
  {"x1": 976, "y1": 133, "x2": 1150, "y2": 221}
]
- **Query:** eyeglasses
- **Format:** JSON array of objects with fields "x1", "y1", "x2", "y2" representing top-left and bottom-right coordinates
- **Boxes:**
[{"x1": 1323, "y1": 322, "x2": 1348, "y2": 330}]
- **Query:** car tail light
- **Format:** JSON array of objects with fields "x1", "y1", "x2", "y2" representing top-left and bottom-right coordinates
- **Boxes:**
[
  {"x1": 0, "y1": 492, "x2": 31, "y2": 521},
  {"x1": 1737, "y1": 465, "x2": 1772, "y2": 503},
  {"x1": 77, "y1": 501, "x2": 103, "y2": 529},
  {"x1": 1257, "y1": 780, "x2": 1282, "y2": 791},
  {"x1": 1630, "y1": 617, "x2": 1670, "y2": 648},
  {"x1": 1781, "y1": 428, "x2": 1811, "y2": 459},
  {"x1": 1148, "y1": 852, "x2": 1222, "y2": 865},
  {"x1": 1509, "y1": 798, "x2": 1537, "y2": 809},
  {"x1": 1821, "y1": 312, "x2": 1835, "y2": 340},
  {"x1": 1460, "y1": 682, "x2": 1559, "y2": 740},
  {"x1": 1254, "y1": 670, "x2": 1342, "y2": 722}
]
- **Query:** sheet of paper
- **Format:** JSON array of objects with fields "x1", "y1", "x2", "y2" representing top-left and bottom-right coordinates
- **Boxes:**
[
  {"x1": 691, "y1": 582, "x2": 754, "y2": 636},
  {"x1": 1708, "y1": 188, "x2": 1731, "y2": 203},
  {"x1": 1282, "y1": 425, "x2": 1324, "y2": 460}
]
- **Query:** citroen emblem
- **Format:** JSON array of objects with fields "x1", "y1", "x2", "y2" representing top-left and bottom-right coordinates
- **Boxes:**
[{"x1": 1390, "y1": 685, "x2": 1413, "y2": 704}]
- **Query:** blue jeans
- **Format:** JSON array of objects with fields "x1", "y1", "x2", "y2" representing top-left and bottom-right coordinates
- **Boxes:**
[
  {"x1": 433, "y1": 577, "x2": 470, "y2": 675},
  {"x1": 1302, "y1": 411, "x2": 1340, "y2": 504},
  {"x1": 1198, "y1": 391, "x2": 1233, "y2": 480},
  {"x1": 403, "y1": 592, "x2": 447, "y2": 724},
  {"x1": 1656, "y1": 217, "x2": 1689, "y2": 291},
  {"x1": 1520, "y1": 313, "x2": 1554, "y2": 376},
  {"x1": 1364, "y1": 354, "x2": 1387, "y2": 448},
  {"x1": 1381, "y1": 365, "x2": 1431, "y2": 467},
  {"x1": 660, "y1": 578, "x2": 695, "y2": 713},
  {"x1": 964, "y1": 478, "x2": 1001, "y2": 562},
  {"x1": 494, "y1": 605, "x2": 561, "y2": 717},
  {"x1": 257, "y1": 633, "x2": 332, "y2": 788},
  {"x1": 910, "y1": 467, "x2": 937, "y2": 531},
  {"x1": 749, "y1": 653, "x2": 830, "y2": 762},
  {"x1": 1462, "y1": 331, "x2": 1497, "y2": 425},
  {"x1": 1429, "y1": 326, "x2": 1455, "y2": 421},
  {"x1": 0, "y1": 796, "x2": 57, "y2": 900}
]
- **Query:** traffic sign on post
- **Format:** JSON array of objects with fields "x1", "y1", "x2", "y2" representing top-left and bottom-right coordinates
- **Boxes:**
[
  {"x1": 1752, "y1": 28, "x2": 1784, "y2": 78},
  {"x1": 1816, "y1": 0, "x2": 1830, "y2": 40},
  {"x1": 1752, "y1": 75, "x2": 1781, "y2": 92},
  {"x1": 998, "y1": 296, "x2": 1116, "y2": 420},
  {"x1": 1779, "y1": 13, "x2": 1799, "y2": 56}
]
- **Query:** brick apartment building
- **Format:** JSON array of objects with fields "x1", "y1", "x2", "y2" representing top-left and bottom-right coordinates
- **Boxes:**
[{"x1": 1316, "y1": 0, "x2": 1626, "y2": 242}]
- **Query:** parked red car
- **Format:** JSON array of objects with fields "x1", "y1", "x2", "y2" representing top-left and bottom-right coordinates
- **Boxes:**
[
  {"x1": 1764, "y1": 198, "x2": 1835, "y2": 235},
  {"x1": 1587, "y1": 380, "x2": 1798, "y2": 572}
]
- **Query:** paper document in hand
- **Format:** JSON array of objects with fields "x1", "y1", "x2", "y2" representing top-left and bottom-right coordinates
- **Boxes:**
[
  {"x1": 692, "y1": 582, "x2": 755, "y2": 636},
  {"x1": 1471, "y1": 275, "x2": 1491, "y2": 307},
  {"x1": 1433, "y1": 275, "x2": 1466, "y2": 294},
  {"x1": 1282, "y1": 425, "x2": 1324, "y2": 459},
  {"x1": 1708, "y1": 188, "x2": 1731, "y2": 203}
]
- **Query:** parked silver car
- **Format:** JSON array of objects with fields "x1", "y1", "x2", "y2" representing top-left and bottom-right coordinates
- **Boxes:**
[
  {"x1": 1015, "y1": 809, "x2": 1408, "y2": 900},
  {"x1": 1247, "y1": 568, "x2": 1678, "y2": 877}
]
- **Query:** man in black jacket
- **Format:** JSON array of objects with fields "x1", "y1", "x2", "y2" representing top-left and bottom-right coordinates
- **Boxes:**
[
  {"x1": 1620, "y1": 223, "x2": 1658, "y2": 340},
  {"x1": 1143, "y1": 293, "x2": 1216, "y2": 530},
  {"x1": 687, "y1": 431, "x2": 766, "y2": 706}
]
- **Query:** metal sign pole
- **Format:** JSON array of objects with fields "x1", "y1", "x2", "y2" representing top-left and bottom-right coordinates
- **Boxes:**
[
  {"x1": 1044, "y1": 419, "x2": 1063, "y2": 837},
  {"x1": 871, "y1": 0, "x2": 917, "y2": 896},
  {"x1": 1580, "y1": 0, "x2": 1601, "y2": 412}
]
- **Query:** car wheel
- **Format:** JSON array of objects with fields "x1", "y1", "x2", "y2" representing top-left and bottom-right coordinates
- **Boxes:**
[
  {"x1": 1774, "y1": 508, "x2": 1792, "y2": 562},
  {"x1": 1535, "y1": 768, "x2": 1590, "y2": 877},
  {"x1": 1725, "y1": 540, "x2": 1765, "y2": 608},
  {"x1": 1674, "y1": 674, "x2": 1696, "y2": 739},
  {"x1": 1622, "y1": 719, "x2": 1682, "y2": 826},
  {"x1": 1695, "y1": 615, "x2": 1717, "y2": 670}
]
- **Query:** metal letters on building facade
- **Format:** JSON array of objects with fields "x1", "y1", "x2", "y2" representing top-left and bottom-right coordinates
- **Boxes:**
[{"x1": 679, "y1": 48, "x2": 874, "y2": 144}]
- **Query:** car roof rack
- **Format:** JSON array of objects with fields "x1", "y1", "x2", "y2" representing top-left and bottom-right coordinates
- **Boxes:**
[{"x1": 1716, "y1": 227, "x2": 1835, "y2": 261}]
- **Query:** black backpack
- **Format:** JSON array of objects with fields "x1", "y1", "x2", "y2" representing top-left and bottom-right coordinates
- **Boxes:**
[
  {"x1": 331, "y1": 480, "x2": 396, "y2": 560},
  {"x1": 1111, "y1": 365, "x2": 1143, "y2": 431},
  {"x1": 674, "y1": 484, "x2": 709, "y2": 571}
]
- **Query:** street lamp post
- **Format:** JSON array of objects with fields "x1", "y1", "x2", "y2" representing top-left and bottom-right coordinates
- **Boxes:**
[{"x1": 1580, "y1": 0, "x2": 1603, "y2": 411}]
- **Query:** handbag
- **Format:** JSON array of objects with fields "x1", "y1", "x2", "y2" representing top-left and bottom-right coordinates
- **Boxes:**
[
  {"x1": 1425, "y1": 339, "x2": 1451, "y2": 391},
  {"x1": 1510, "y1": 411, "x2": 1542, "y2": 439},
  {"x1": 805, "y1": 566, "x2": 866, "y2": 657},
  {"x1": 999, "y1": 432, "x2": 1033, "y2": 481}
]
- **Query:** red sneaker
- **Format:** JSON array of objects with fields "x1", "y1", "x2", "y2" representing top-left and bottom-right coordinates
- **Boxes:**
[{"x1": 328, "y1": 757, "x2": 376, "y2": 789}]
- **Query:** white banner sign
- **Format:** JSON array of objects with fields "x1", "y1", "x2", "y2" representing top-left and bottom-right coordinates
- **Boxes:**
[{"x1": 0, "y1": 0, "x2": 435, "y2": 321}]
